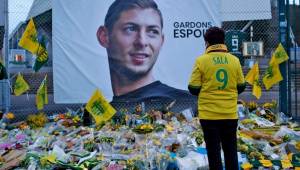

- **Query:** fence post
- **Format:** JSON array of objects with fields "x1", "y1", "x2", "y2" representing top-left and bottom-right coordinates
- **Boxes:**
[
  {"x1": 278, "y1": 0, "x2": 289, "y2": 115},
  {"x1": 294, "y1": 0, "x2": 299, "y2": 118},
  {"x1": 3, "y1": 0, "x2": 10, "y2": 113}
]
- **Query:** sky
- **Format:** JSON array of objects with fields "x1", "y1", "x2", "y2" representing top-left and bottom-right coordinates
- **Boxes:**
[
  {"x1": 289, "y1": 0, "x2": 300, "y2": 4},
  {"x1": 8, "y1": 0, "x2": 34, "y2": 35}
]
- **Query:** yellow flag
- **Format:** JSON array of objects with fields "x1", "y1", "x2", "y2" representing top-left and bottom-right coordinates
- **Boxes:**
[
  {"x1": 262, "y1": 43, "x2": 288, "y2": 90},
  {"x1": 253, "y1": 82, "x2": 262, "y2": 99},
  {"x1": 18, "y1": 18, "x2": 48, "y2": 72},
  {"x1": 18, "y1": 18, "x2": 39, "y2": 54},
  {"x1": 85, "y1": 89, "x2": 116, "y2": 125},
  {"x1": 33, "y1": 35, "x2": 48, "y2": 72},
  {"x1": 14, "y1": 73, "x2": 30, "y2": 96},
  {"x1": 263, "y1": 64, "x2": 283, "y2": 90},
  {"x1": 36, "y1": 75, "x2": 48, "y2": 110},
  {"x1": 252, "y1": 63, "x2": 261, "y2": 99},
  {"x1": 245, "y1": 62, "x2": 259, "y2": 85},
  {"x1": 270, "y1": 43, "x2": 289, "y2": 65},
  {"x1": 245, "y1": 62, "x2": 261, "y2": 99}
]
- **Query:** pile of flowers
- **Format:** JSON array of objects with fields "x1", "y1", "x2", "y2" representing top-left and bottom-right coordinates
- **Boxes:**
[{"x1": 0, "y1": 101, "x2": 299, "y2": 169}]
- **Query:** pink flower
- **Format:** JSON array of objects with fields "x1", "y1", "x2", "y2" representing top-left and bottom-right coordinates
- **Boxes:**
[
  {"x1": 16, "y1": 134, "x2": 26, "y2": 141},
  {"x1": 107, "y1": 164, "x2": 124, "y2": 170},
  {"x1": 0, "y1": 142, "x2": 13, "y2": 150}
]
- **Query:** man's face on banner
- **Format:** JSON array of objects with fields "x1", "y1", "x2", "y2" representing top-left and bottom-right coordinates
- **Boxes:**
[{"x1": 107, "y1": 8, "x2": 164, "y2": 78}]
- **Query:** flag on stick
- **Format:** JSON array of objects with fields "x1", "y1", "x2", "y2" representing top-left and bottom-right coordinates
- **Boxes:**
[
  {"x1": 18, "y1": 18, "x2": 39, "y2": 54},
  {"x1": 18, "y1": 18, "x2": 48, "y2": 72},
  {"x1": 263, "y1": 64, "x2": 283, "y2": 90},
  {"x1": 36, "y1": 75, "x2": 48, "y2": 110},
  {"x1": 245, "y1": 62, "x2": 261, "y2": 99},
  {"x1": 85, "y1": 89, "x2": 116, "y2": 126},
  {"x1": 14, "y1": 73, "x2": 30, "y2": 96},
  {"x1": 262, "y1": 43, "x2": 288, "y2": 90},
  {"x1": 270, "y1": 43, "x2": 289, "y2": 65}
]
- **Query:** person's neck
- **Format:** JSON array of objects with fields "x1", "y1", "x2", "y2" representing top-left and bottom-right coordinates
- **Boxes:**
[{"x1": 111, "y1": 72, "x2": 156, "y2": 96}]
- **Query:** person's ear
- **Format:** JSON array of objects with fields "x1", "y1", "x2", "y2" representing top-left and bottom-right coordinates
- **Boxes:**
[
  {"x1": 162, "y1": 34, "x2": 165, "y2": 45},
  {"x1": 205, "y1": 41, "x2": 209, "y2": 48},
  {"x1": 97, "y1": 26, "x2": 109, "y2": 48}
]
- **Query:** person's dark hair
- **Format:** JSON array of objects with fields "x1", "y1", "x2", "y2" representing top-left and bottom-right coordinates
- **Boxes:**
[
  {"x1": 204, "y1": 26, "x2": 225, "y2": 45},
  {"x1": 104, "y1": 0, "x2": 163, "y2": 32}
]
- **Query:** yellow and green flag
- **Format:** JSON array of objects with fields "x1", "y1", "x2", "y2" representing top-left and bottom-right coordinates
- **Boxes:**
[
  {"x1": 36, "y1": 75, "x2": 48, "y2": 110},
  {"x1": 263, "y1": 63, "x2": 283, "y2": 90},
  {"x1": 270, "y1": 43, "x2": 289, "y2": 65},
  {"x1": 262, "y1": 43, "x2": 288, "y2": 90},
  {"x1": 245, "y1": 62, "x2": 259, "y2": 85},
  {"x1": 18, "y1": 18, "x2": 48, "y2": 72},
  {"x1": 18, "y1": 18, "x2": 39, "y2": 54},
  {"x1": 245, "y1": 62, "x2": 261, "y2": 99},
  {"x1": 85, "y1": 89, "x2": 116, "y2": 126},
  {"x1": 33, "y1": 35, "x2": 48, "y2": 72},
  {"x1": 252, "y1": 82, "x2": 262, "y2": 99},
  {"x1": 14, "y1": 73, "x2": 30, "y2": 96}
]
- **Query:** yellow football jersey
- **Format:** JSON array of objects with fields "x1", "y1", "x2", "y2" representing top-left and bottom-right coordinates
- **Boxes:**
[{"x1": 189, "y1": 44, "x2": 245, "y2": 119}]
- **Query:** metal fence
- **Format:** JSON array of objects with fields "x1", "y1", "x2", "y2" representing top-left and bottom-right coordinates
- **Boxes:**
[
  {"x1": 1, "y1": 0, "x2": 299, "y2": 121},
  {"x1": 0, "y1": 80, "x2": 10, "y2": 113}
]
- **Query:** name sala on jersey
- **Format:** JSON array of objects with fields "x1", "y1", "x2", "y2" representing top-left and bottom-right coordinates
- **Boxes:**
[{"x1": 212, "y1": 56, "x2": 228, "y2": 65}]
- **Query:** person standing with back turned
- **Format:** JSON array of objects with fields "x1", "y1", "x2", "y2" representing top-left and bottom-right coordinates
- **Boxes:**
[{"x1": 188, "y1": 26, "x2": 246, "y2": 170}]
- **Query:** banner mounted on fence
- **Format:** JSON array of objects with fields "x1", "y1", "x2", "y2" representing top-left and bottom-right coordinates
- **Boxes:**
[{"x1": 53, "y1": 0, "x2": 221, "y2": 103}]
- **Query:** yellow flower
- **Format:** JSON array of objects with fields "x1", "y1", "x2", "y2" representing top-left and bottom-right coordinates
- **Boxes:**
[
  {"x1": 72, "y1": 115, "x2": 80, "y2": 123},
  {"x1": 263, "y1": 103, "x2": 272, "y2": 109},
  {"x1": 96, "y1": 154, "x2": 104, "y2": 161},
  {"x1": 247, "y1": 101, "x2": 258, "y2": 110},
  {"x1": 139, "y1": 124, "x2": 153, "y2": 130},
  {"x1": 153, "y1": 139, "x2": 161, "y2": 146},
  {"x1": 5, "y1": 112, "x2": 15, "y2": 119},
  {"x1": 263, "y1": 100, "x2": 278, "y2": 110},
  {"x1": 288, "y1": 153, "x2": 293, "y2": 160},
  {"x1": 281, "y1": 159, "x2": 293, "y2": 169},
  {"x1": 66, "y1": 112, "x2": 72, "y2": 118},
  {"x1": 241, "y1": 162, "x2": 253, "y2": 170},
  {"x1": 0, "y1": 156, "x2": 4, "y2": 163},
  {"x1": 259, "y1": 160, "x2": 272, "y2": 167},
  {"x1": 40, "y1": 153, "x2": 56, "y2": 166},
  {"x1": 140, "y1": 124, "x2": 146, "y2": 129},
  {"x1": 240, "y1": 119, "x2": 255, "y2": 125},
  {"x1": 18, "y1": 122, "x2": 29, "y2": 130},
  {"x1": 27, "y1": 113, "x2": 48, "y2": 128},
  {"x1": 166, "y1": 124, "x2": 174, "y2": 132},
  {"x1": 296, "y1": 141, "x2": 300, "y2": 151}
]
